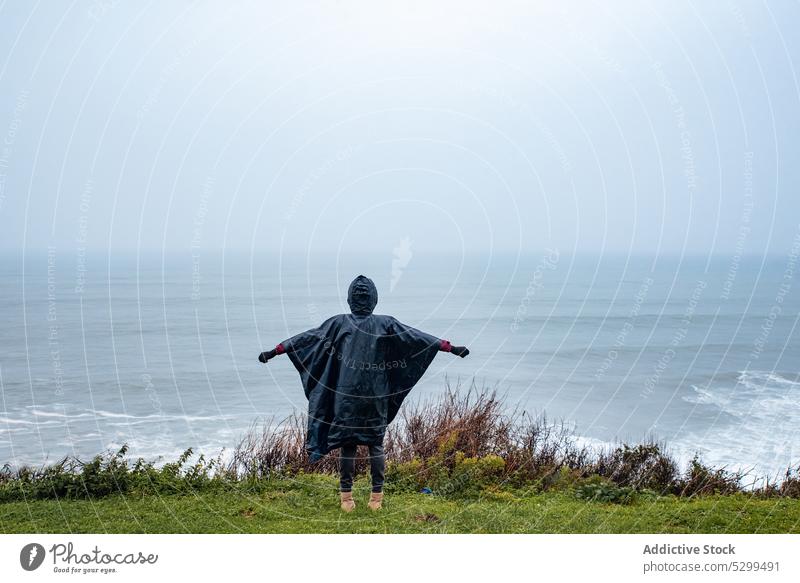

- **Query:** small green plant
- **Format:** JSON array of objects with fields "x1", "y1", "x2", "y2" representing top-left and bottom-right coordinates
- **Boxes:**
[
  {"x1": 385, "y1": 458, "x2": 425, "y2": 492},
  {"x1": 575, "y1": 476, "x2": 637, "y2": 504}
]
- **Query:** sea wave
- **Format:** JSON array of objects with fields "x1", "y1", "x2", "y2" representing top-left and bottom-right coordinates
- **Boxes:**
[
  {"x1": 30, "y1": 409, "x2": 94, "y2": 419},
  {"x1": 683, "y1": 370, "x2": 800, "y2": 415},
  {"x1": 0, "y1": 416, "x2": 60, "y2": 426},
  {"x1": 677, "y1": 370, "x2": 800, "y2": 480},
  {"x1": 91, "y1": 410, "x2": 236, "y2": 422}
]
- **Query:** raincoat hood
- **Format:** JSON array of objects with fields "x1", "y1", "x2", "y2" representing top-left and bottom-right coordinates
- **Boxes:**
[{"x1": 347, "y1": 275, "x2": 378, "y2": 315}]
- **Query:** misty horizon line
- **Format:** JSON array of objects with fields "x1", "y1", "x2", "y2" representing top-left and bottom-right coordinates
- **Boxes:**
[{"x1": 1, "y1": 248, "x2": 793, "y2": 262}]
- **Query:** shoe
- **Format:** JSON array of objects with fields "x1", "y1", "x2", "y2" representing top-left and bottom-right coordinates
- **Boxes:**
[
  {"x1": 367, "y1": 491, "x2": 383, "y2": 511},
  {"x1": 340, "y1": 491, "x2": 355, "y2": 512}
]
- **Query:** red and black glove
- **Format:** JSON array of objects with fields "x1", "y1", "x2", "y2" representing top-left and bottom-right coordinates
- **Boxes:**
[
  {"x1": 258, "y1": 349, "x2": 276, "y2": 363},
  {"x1": 440, "y1": 340, "x2": 469, "y2": 358},
  {"x1": 450, "y1": 346, "x2": 470, "y2": 358},
  {"x1": 258, "y1": 343, "x2": 286, "y2": 363}
]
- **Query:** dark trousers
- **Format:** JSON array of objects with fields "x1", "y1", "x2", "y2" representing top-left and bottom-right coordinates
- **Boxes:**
[{"x1": 339, "y1": 444, "x2": 385, "y2": 493}]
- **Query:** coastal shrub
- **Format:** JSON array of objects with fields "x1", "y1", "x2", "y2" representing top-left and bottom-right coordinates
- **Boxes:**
[
  {"x1": 226, "y1": 414, "x2": 311, "y2": 478},
  {"x1": 385, "y1": 458, "x2": 426, "y2": 492},
  {"x1": 385, "y1": 452, "x2": 505, "y2": 497},
  {"x1": 756, "y1": 465, "x2": 800, "y2": 498},
  {"x1": 679, "y1": 456, "x2": 743, "y2": 497},
  {"x1": 535, "y1": 465, "x2": 583, "y2": 492},
  {"x1": 430, "y1": 453, "x2": 506, "y2": 497},
  {"x1": 0, "y1": 446, "x2": 227, "y2": 503},
  {"x1": 592, "y1": 443, "x2": 679, "y2": 494},
  {"x1": 385, "y1": 382, "x2": 512, "y2": 462}
]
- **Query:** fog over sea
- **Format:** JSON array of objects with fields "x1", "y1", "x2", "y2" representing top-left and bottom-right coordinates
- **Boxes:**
[{"x1": 1, "y1": 250, "x2": 798, "y2": 479}]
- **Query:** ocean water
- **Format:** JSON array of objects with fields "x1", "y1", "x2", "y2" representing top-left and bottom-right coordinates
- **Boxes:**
[{"x1": 1, "y1": 251, "x2": 798, "y2": 479}]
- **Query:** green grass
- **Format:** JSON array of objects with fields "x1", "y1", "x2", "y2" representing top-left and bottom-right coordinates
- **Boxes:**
[{"x1": 2, "y1": 474, "x2": 799, "y2": 534}]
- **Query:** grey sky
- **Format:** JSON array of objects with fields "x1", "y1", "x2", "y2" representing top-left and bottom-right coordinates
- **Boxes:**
[{"x1": 1, "y1": 1, "x2": 798, "y2": 257}]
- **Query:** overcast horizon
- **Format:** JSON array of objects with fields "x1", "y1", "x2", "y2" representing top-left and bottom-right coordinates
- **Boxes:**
[{"x1": 1, "y1": 2, "x2": 800, "y2": 259}]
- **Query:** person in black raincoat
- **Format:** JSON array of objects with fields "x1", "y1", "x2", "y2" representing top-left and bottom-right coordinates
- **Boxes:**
[{"x1": 258, "y1": 275, "x2": 469, "y2": 511}]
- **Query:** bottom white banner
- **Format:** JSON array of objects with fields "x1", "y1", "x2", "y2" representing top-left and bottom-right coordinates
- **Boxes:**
[{"x1": 1, "y1": 534, "x2": 797, "y2": 582}]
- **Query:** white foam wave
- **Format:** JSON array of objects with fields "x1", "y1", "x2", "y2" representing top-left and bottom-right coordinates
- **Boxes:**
[
  {"x1": 30, "y1": 409, "x2": 94, "y2": 419},
  {"x1": 0, "y1": 427, "x2": 26, "y2": 434},
  {"x1": 0, "y1": 417, "x2": 36, "y2": 425},
  {"x1": 91, "y1": 410, "x2": 233, "y2": 422},
  {"x1": 740, "y1": 370, "x2": 800, "y2": 389},
  {"x1": 678, "y1": 370, "x2": 800, "y2": 479},
  {"x1": 0, "y1": 416, "x2": 60, "y2": 427},
  {"x1": 683, "y1": 385, "x2": 732, "y2": 409}
]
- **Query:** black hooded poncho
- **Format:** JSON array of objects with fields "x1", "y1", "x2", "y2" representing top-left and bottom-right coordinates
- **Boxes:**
[{"x1": 279, "y1": 275, "x2": 443, "y2": 460}]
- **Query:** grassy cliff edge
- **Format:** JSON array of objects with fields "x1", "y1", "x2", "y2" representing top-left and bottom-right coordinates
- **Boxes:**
[{"x1": 3, "y1": 384, "x2": 799, "y2": 534}]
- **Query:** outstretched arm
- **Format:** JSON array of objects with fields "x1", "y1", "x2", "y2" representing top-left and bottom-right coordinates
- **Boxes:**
[
  {"x1": 386, "y1": 316, "x2": 470, "y2": 359},
  {"x1": 257, "y1": 316, "x2": 341, "y2": 364}
]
